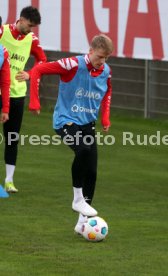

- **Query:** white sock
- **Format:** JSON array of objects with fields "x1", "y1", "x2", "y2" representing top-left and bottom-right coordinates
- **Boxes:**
[
  {"x1": 5, "y1": 164, "x2": 15, "y2": 183},
  {"x1": 77, "y1": 213, "x2": 87, "y2": 224},
  {"x1": 73, "y1": 187, "x2": 84, "y2": 203}
]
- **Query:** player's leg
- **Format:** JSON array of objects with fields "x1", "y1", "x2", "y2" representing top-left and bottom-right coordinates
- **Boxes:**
[
  {"x1": 82, "y1": 138, "x2": 97, "y2": 205},
  {"x1": 3, "y1": 97, "x2": 25, "y2": 192},
  {"x1": 55, "y1": 123, "x2": 97, "y2": 217},
  {"x1": 71, "y1": 149, "x2": 97, "y2": 216},
  {"x1": 74, "y1": 124, "x2": 97, "y2": 234}
]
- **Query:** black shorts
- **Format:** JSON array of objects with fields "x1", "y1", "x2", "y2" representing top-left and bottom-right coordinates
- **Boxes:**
[{"x1": 55, "y1": 122, "x2": 96, "y2": 152}]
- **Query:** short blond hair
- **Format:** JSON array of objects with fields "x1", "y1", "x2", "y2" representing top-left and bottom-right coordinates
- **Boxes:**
[{"x1": 90, "y1": 34, "x2": 114, "y2": 55}]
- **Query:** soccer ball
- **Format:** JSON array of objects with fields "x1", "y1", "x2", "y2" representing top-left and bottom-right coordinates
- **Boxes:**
[{"x1": 82, "y1": 216, "x2": 108, "y2": 242}]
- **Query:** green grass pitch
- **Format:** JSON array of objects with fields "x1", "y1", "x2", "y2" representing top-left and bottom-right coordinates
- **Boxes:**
[{"x1": 0, "y1": 109, "x2": 168, "y2": 276}]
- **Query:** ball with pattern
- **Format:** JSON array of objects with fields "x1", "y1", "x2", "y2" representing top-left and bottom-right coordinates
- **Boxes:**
[{"x1": 82, "y1": 216, "x2": 108, "y2": 242}]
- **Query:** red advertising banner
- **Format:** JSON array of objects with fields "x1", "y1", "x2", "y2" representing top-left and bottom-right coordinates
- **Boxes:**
[{"x1": 0, "y1": 0, "x2": 167, "y2": 60}]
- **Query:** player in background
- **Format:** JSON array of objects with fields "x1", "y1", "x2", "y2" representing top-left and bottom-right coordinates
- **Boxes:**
[
  {"x1": 0, "y1": 7, "x2": 47, "y2": 193},
  {"x1": 0, "y1": 16, "x2": 10, "y2": 123},
  {"x1": 29, "y1": 34, "x2": 113, "y2": 234},
  {"x1": 0, "y1": 45, "x2": 10, "y2": 122}
]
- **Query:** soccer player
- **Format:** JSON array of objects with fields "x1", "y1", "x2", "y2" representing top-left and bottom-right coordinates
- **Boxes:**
[
  {"x1": 0, "y1": 16, "x2": 10, "y2": 123},
  {"x1": 29, "y1": 34, "x2": 113, "y2": 234},
  {"x1": 0, "y1": 7, "x2": 47, "y2": 192},
  {"x1": 0, "y1": 17, "x2": 10, "y2": 123}
]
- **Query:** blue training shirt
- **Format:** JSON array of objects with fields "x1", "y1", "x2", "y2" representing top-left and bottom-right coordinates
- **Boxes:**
[{"x1": 53, "y1": 55, "x2": 110, "y2": 129}]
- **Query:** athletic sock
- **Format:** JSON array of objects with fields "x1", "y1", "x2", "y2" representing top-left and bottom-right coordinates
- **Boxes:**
[
  {"x1": 73, "y1": 187, "x2": 84, "y2": 203},
  {"x1": 5, "y1": 164, "x2": 15, "y2": 183}
]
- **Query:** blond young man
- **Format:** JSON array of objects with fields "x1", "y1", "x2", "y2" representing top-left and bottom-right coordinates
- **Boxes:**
[{"x1": 29, "y1": 34, "x2": 113, "y2": 234}]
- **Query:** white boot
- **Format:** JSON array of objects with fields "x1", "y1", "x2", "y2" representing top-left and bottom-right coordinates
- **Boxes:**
[
  {"x1": 74, "y1": 214, "x2": 88, "y2": 235},
  {"x1": 72, "y1": 187, "x2": 97, "y2": 216},
  {"x1": 72, "y1": 198, "x2": 97, "y2": 216}
]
